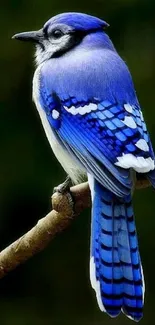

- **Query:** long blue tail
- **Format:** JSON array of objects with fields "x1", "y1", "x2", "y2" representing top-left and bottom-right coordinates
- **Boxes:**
[{"x1": 89, "y1": 177, "x2": 144, "y2": 322}]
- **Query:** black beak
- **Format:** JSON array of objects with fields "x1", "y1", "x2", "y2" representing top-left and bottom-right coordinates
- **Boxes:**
[{"x1": 12, "y1": 29, "x2": 44, "y2": 43}]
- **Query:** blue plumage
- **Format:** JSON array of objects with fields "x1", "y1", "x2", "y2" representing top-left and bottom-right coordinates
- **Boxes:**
[
  {"x1": 13, "y1": 12, "x2": 155, "y2": 321},
  {"x1": 90, "y1": 180, "x2": 143, "y2": 321},
  {"x1": 44, "y1": 12, "x2": 109, "y2": 32}
]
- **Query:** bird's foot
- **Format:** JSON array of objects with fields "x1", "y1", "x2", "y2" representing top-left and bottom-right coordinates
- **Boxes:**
[
  {"x1": 53, "y1": 176, "x2": 73, "y2": 210},
  {"x1": 53, "y1": 176, "x2": 72, "y2": 194}
]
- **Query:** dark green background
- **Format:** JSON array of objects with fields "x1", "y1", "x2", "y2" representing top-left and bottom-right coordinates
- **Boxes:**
[{"x1": 0, "y1": 0, "x2": 155, "y2": 324}]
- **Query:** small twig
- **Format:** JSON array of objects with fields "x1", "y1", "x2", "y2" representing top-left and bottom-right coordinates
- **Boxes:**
[{"x1": 0, "y1": 182, "x2": 91, "y2": 279}]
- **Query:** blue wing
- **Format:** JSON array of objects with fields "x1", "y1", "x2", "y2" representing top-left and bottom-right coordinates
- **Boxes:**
[{"x1": 39, "y1": 82, "x2": 155, "y2": 196}]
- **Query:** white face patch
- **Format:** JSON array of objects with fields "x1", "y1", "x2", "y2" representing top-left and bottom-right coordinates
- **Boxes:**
[
  {"x1": 35, "y1": 34, "x2": 71, "y2": 66},
  {"x1": 122, "y1": 116, "x2": 137, "y2": 129},
  {"x1": 124, "y1": 103, "x2": 133, "y2": 113},
  {"x1": 52, "y1": 109, "x2": 60, "y2": 119},
  {"x1": 115, "y1": 153, "x2": 154, "y2": 173},
  {"x1": 64, "y1": 103, "x2": 97, "y2": 116},
  {"x1": 90, "y1": 256, "x2": 105, "y2": 312},
  {"x1": 135, "y1": 139, "x2": 149, "y2": 152}
]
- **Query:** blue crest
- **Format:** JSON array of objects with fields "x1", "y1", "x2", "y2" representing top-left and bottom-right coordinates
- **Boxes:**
[{"x1": 44, "y1": 12, "x2": 109, "y2": 32}]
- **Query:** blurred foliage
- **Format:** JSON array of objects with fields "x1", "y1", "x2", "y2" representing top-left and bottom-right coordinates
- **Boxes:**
[{"x1": 0, "y1": 0, "x2": 155, "y2": 324}]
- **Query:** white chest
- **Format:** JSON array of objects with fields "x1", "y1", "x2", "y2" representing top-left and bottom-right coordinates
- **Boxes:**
[{"x1": 32, "y1": 66, "x2": 85, "y2": 184}]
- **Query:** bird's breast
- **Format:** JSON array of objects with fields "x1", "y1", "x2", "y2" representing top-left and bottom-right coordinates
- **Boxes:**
[{"x1": 32, "y1": 65, "x2": 85, "y2": 184}]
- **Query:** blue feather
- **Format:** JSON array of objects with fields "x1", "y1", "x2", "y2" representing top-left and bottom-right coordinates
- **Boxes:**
[
  {"x1": 39, "y1": 67, "x2": 154, "y2": 163},
  {"x1": 44, "y1": 12, "x2": 109, "y2": 32},
  {"x1": 39, "y1": 71, "x2": 155, "y2": 185},
  {"x1": 89, "y1": 178, "x2": 143, "y2": 321},
  {"x1": 58, "y1": 114, "x2": 131, "y2": 196}
]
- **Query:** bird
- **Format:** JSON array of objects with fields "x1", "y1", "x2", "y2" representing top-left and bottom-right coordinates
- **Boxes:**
[{"x1": 12, "y1": 12, "x2": 155, "y2": 321}]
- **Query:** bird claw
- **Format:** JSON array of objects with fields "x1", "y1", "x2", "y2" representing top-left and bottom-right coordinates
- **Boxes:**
[{"x1": 53, "y1": 176, "x2": 72, "y2": 194}]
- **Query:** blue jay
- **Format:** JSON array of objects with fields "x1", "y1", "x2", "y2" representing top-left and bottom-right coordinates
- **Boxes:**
[{"x1": 13, "y1": 12, "x2": 155, "y2": 321}]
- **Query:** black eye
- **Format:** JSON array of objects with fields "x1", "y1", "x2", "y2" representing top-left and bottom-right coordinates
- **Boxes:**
[{"x1": 51, "y1": 29, "x2": 63, "y2": 39}]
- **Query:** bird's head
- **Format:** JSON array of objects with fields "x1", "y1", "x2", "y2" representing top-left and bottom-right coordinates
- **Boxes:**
[{"x1": 12, "y1": 12, "x2": 109, "y2": 65}]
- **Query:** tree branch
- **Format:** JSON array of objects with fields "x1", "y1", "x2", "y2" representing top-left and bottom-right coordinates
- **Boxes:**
[
  {"x1": 0, "y1": 182, "x2": 91, "y2": 279},
  {"x1": 0, "y1": 176, "x2": 149, "y2": 279}
]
